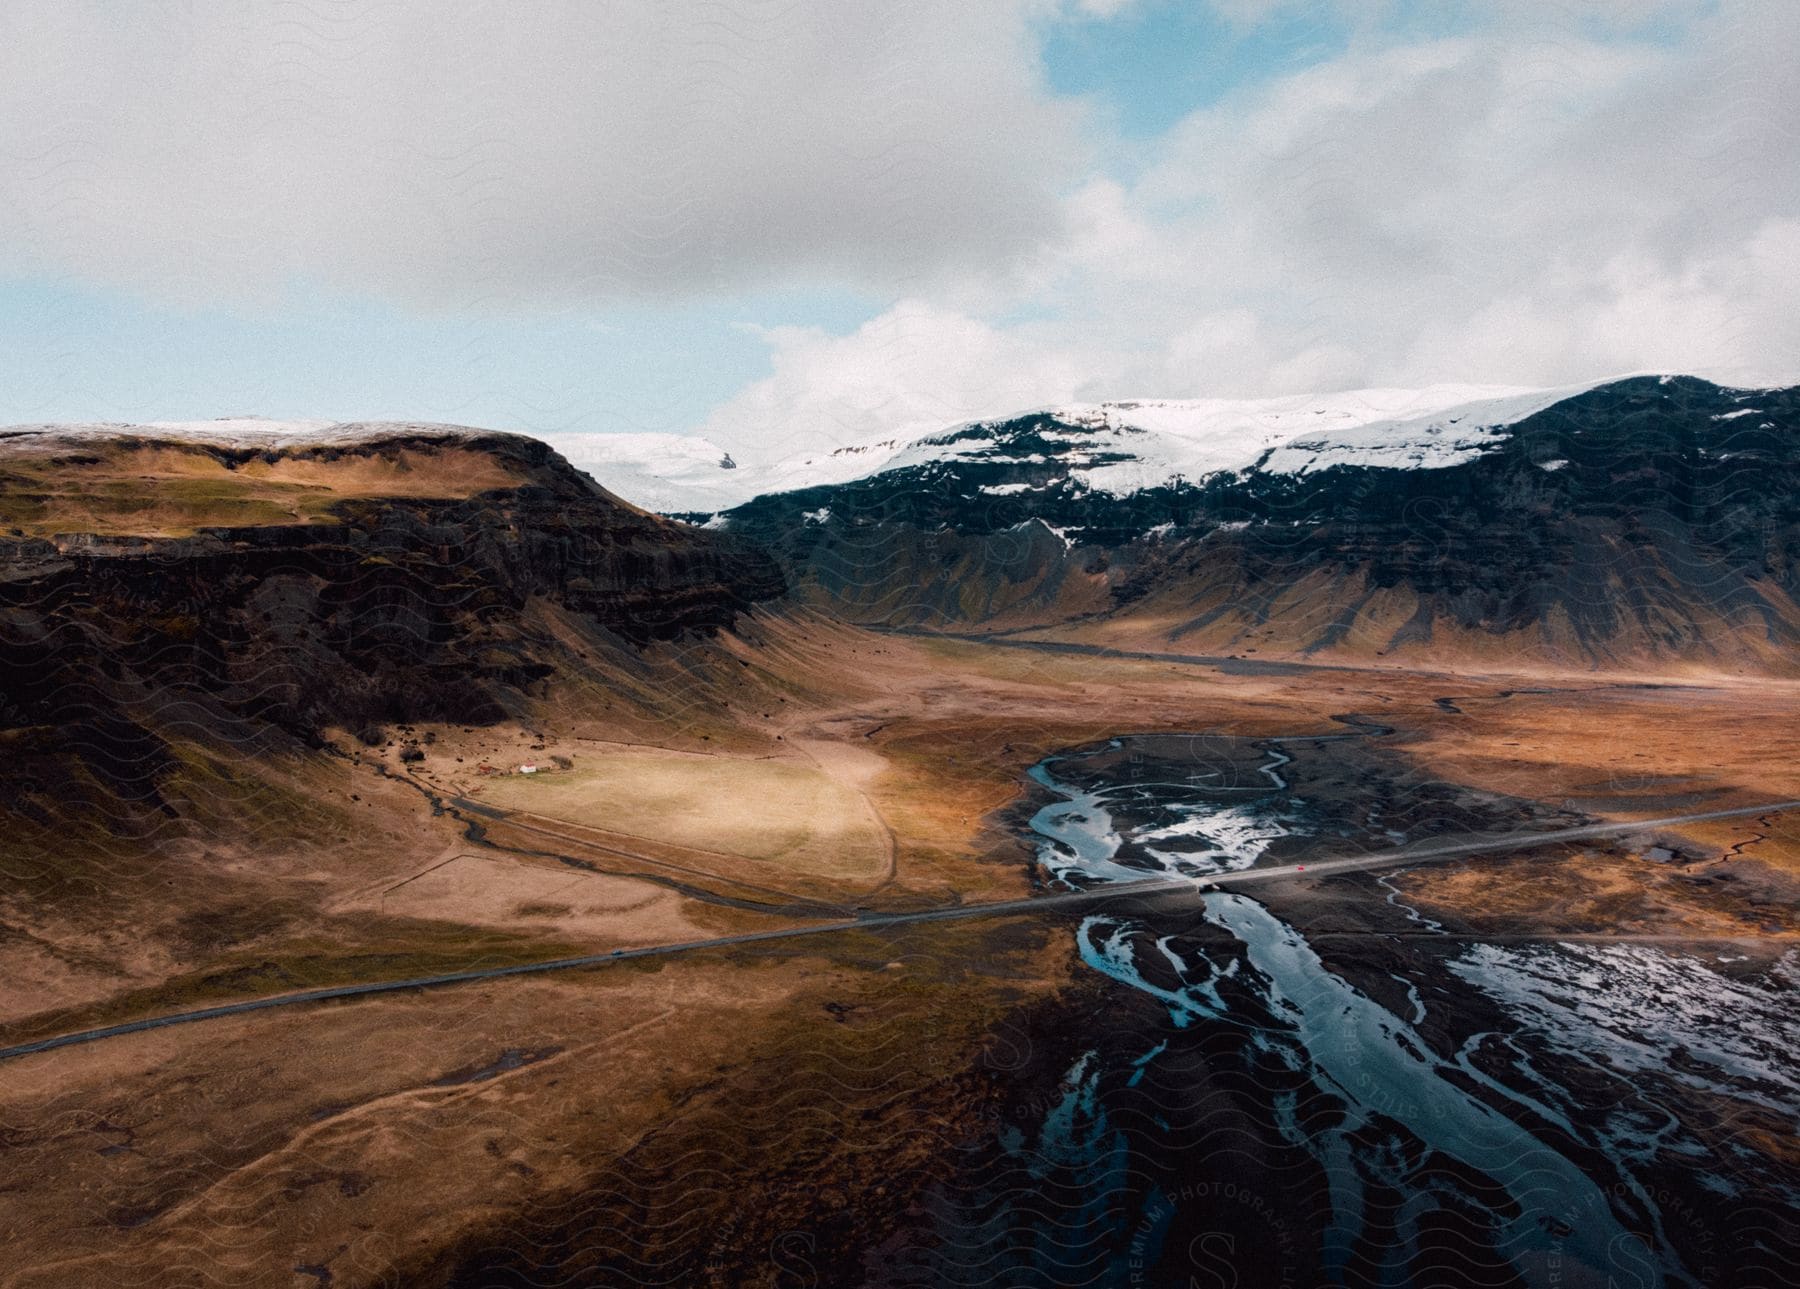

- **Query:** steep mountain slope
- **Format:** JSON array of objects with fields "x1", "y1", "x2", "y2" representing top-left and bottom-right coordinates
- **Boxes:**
[
  {"x1": 0, "y1": 424, "x2": 785, "y2": 851},
  {"x1": 565, "y1": 383, "x2": 1571, "y2": 513},
  {"x1": 686, "y1": 377, "x2": 1800, "y2": 668}
]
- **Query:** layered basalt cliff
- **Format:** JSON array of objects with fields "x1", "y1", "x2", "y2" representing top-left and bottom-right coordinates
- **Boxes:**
[{"x1": 0, "y1": 428, "x2": 784, "y2": 826}]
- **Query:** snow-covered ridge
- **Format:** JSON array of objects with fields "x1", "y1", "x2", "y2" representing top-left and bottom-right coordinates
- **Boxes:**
[
  {"x1": 0, "y1": 416, "x2": 532, "y2": 460},
  {"x1": 562, "y1": 429, "x2": 934, "y2": 513},
  {"x1": 2, "y1": 379, "x2": 1622, "y2": 513},
  {"x1": 568, "y1": 381, "x2": 1603, "y2": 511},
  {"x1": 554, "y1": 431, "x2": 747, "y2": 514},
  {"x1": 1042, "y1": 383, "x2": 1599, "y2": 494}
]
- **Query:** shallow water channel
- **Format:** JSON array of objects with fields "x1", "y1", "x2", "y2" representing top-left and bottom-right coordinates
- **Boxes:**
[{"x1": 874, "y1": 733, "x2": 1800, "y2": 1288}]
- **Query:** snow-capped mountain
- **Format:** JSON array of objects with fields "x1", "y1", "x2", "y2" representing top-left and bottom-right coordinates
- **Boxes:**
[
  {"x1": 686, "y1": 375, "x2": 1800, "y2": 667},
  {"x1": 23, "y1": 378, "x2": 1797, "y2": 667},
  {"x1": 1, "y1": 416, "x2": 493, "y2": 450},
  {"x1": 934, "y1": 383, "x2": 1585, "y2": 495},
  {"x1": 566, "y1": 382, "x2": 1596, "y2": 515},
  {"x1": 553, "y1": 432, "x2": 750, "y2": 514}
]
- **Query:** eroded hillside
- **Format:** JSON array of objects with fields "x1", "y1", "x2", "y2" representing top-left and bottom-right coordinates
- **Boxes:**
[{"x1": 709, "y1": 377, "x2": 1800, "y2": 669}]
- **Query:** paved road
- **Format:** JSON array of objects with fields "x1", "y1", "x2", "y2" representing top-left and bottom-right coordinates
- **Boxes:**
[{"x1": 3, "y1": 799, "x2": 1794, "y2": 1065}]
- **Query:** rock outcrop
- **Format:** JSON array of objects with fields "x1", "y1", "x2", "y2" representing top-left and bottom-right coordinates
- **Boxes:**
[{"x1": 0, "y1": 428, "x2": 784, "y2": 828}]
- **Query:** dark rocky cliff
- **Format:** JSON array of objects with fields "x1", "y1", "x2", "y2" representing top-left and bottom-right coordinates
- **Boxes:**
[
  {"x1": 0, "y1": 430, "x2": 784, "y2": 824},
  {"x1": 711, "y1": 377, "x2": 1800, "y2": 665}
]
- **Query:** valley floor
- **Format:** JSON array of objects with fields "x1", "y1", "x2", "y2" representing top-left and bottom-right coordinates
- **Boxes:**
[{"x1": 2, "y1": 615, "x2": 1798, "y2": 1286}]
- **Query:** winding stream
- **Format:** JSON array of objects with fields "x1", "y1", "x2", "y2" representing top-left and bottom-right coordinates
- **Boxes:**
[{"x1": 878, "y1": 733, "x2": 1800, "y2": 1288}]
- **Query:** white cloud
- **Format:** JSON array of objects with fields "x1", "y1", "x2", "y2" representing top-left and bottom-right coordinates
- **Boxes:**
[
  {"x1": 1070, "y1": 0, "x2": 1142, "y2": 17},
  {"x1": 1132, "y1": 2, "x2": 1800, "y2": 391},
  {"x1": 697, "y1": 300, "x2": 1115, "y2": 463},
  {"x1": 1403, "y1": 219, "x2": 1800, "y2": 383},
  {"x1": 1201, "y1": 0, "x2": 1699, "y2": 35},
  {"x1": 695, "y1": 0, "x2": 1800, "y2": 450},
  {"x1": 4, "y1": 0, "x2": 1795, "y2": 449},
  {"x1": 0, "y1": 1, "x2": 1089, "y2": 308}
]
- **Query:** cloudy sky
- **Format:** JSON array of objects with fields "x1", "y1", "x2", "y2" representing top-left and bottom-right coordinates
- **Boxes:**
[{"x1": 2, "y1": 0, "x2": 1795, "y2": 460}]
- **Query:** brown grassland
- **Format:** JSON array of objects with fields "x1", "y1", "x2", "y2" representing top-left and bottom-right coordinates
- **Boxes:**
[
  {"x1": 0, "y1": 439, "x2": 527, "y2": 538},
  {"x1": 2, "y1": 607, "x2": 1798, "y2": 1285}
]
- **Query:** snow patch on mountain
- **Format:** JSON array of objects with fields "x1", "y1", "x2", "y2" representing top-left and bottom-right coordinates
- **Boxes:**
[
  {"x1": 562, "y1": 429, "x2": 947, "y2": 512},
  {"x1": 555, "y1": 432, "x2": 752, "y2": 513},
  {"x1": 1055, "y1": 384, "x2": 1587, "y2": 492},
  {"x1": 6, "y1": 379, "x2": 1611, "y2": 515},
  {"x1": 0, "y1": 417, "x2": 438, "y2": 451},
  {"x1": 564, "y1": 381, "x2": 1606, "y2": 510},
  {"x1": 1253, "y1": 385, "x2": 1594, "y2": 475}
]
